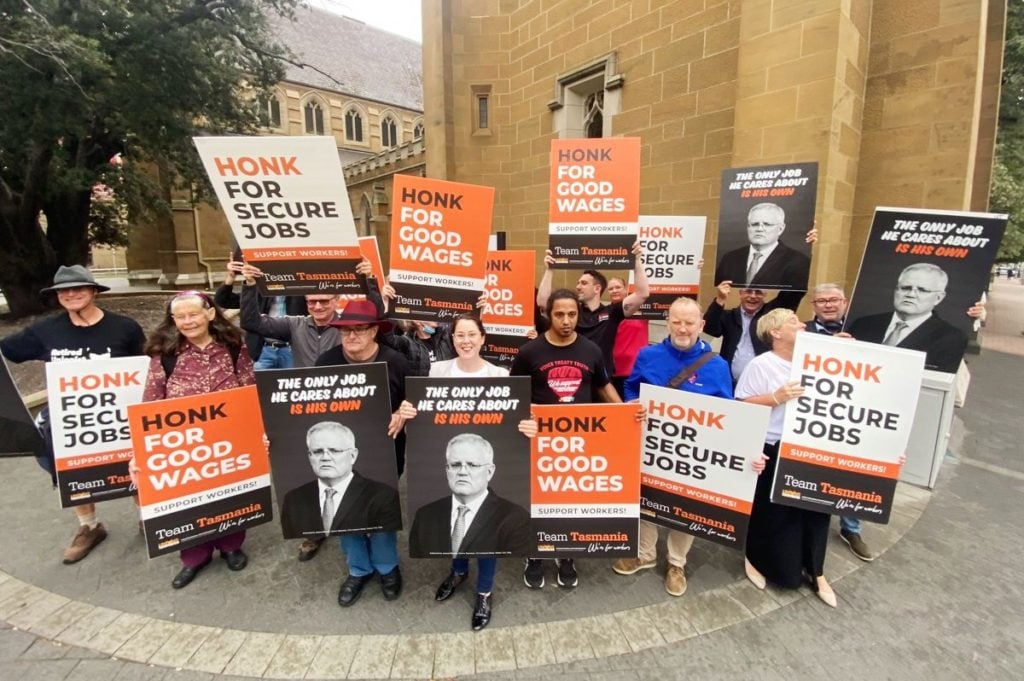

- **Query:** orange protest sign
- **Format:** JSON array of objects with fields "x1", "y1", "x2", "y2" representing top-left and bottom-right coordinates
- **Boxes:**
[{"x1": 481, "y1": 250, "x2": 534, "y2": 329}]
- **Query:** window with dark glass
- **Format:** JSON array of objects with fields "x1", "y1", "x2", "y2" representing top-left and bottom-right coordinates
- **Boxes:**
[
  {"x1": 304, "y1": 100, "x2": 325, "y2": 135},
  {"x1": 381, "y1": 116, "x2": 397, "y2": 148},
  {"x1": 345, "y1": 109, "x2": 363, "y2": 142}
]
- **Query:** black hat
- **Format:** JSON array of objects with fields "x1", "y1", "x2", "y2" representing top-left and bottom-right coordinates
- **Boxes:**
[{"x1": 40, "y1": 265, "x2": 110, "y2": 294}]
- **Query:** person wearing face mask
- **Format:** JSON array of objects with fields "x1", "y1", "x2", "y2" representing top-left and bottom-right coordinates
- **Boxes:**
[
  {"x1": 409, "y1": 320, "x2": 455, "y2": 363},
  {"x1": 613, "y1": 297, "x2": 735, "y2": 597}
]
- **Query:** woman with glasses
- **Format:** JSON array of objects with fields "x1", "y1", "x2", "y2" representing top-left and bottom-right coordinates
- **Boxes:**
[
  {"x1": 399, "y1": 314, "x2": 537, "y2": 630},
  {"x1": 139, "y1": 290, "x2": 255, "y2": 589}
]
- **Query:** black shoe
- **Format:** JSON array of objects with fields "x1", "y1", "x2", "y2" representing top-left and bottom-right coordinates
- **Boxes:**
[
  {"x1": 172, "y1": 558, "x2": 211, "y2": 589},
  {"x1": 337, "y1": 573, "x2": 374, "y2": 608},
  {"x1": 297, "y1": 537, "x2": 325, "y2": 562},
  {"x1": 471, "y1": 593, "x2": 492, "y2": 631},
  {"x1": 221, "y1": 549, "x2": 248, "y2": 571},
  {"x1": 556, "y1": 559, "x2": 578, "y2": 589},
  {"x1": 435, "y1": 571, "x2": 468, "y2": 601},
  {"x1": 380, "y1": 566, "x2": 403, "y2": 601},
  {"x1": 523, "y1": 559, "x2": 545, "y2": 589}
]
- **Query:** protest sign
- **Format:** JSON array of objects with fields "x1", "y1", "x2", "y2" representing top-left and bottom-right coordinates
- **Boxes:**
[
  {"x1": 480, "y1": 250, "x2": 535, "y2": 367},
  {"x1": 255, "y1": 363, "x2": 400, "y2": 539},
  {"x1": 0, "y1": 356, "x2": 43, "y2": 457},
  {"x1": 388, "y1": 174, "x2": 494, "y2": 322},
  {"x1": 531, "y1": 403, "x2": 640, "y2": 557},
  {"x1": 193, "y1": 136, "x2": 362, "y2": 296},
  {"x1": 129, "y1": 385, "x2": 272, "y2": 558},
  {"x1": 548, "y1": 137, "x2": 641, "y2": 269},
  {"x1": 336, "y1": 236, "x2": 386, "y2": 309},
  {"x1": 773, "y1": 333, "x2": 925, "y2": 523},
  {"x1": 46, "y1": 357, "x2": 149, "y2": 506},
  {"x1": 404, "y1": 376, "x2": 531, "y2": 558},
  {"x1": 845, "y1": 207, "x2": 1007, "y2": 373},
  {"x1": 630, "y1": 216, "x2": 705, "y2": 319},
  {"x1": 639, "y1": 384, "x2": 767, "y2": 549},
  {"x1": 714, "y1": 162, "x2": 818, "y2": 290}
]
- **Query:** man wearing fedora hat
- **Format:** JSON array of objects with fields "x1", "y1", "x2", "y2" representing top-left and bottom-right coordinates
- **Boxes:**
[
  {"x1": 315, "y1": 300, "x2": 410, "y2": 608},
  {"x1": 1, "y1": 265, "x2": 145, "y2": 564}
]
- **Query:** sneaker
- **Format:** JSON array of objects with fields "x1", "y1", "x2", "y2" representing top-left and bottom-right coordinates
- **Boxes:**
[
  {"x1": 839, "y1": 529, "x2": 875, "y2": 562},
  {"x1": 523, "y1": 559, "x2": 545, "y2": 589},
  {"x1": 62, "y1": 523, "x2": 107, "y2": 564},
  {"x1": 556, "y1": 559, "x2": 578, "y2": 589},
  {"x1": 664, "y1": 566, "x2": 687, "y2": 597},
  {"x1": 612, "y1": 557, "x2": 657, "y2": 575}
]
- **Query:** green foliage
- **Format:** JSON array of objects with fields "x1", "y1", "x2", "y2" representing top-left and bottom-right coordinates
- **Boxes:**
[
  {"x1": 0, "y1": 0, "x2": 299, "y2": 314},
  {"x1": 994, "y1": 0, "x2": 1024, "y2": 263}
]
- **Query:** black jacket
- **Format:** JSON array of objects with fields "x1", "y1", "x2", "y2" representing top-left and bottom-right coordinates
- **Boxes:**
[
  {"x1": 408, "y1": 489, "x2": 531, "y2": 558},
  {"x1": 279, "y1": 472, "x2": 401, "y2": 538}
]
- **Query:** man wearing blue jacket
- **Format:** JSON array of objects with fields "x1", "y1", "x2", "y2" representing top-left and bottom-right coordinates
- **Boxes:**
[{"x1": 615, "y1": 297, "x2": 733, "y2": 597}]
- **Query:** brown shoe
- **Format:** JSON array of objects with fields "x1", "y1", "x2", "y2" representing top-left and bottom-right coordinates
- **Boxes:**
[
  {"x1": 63, "y1": 523, "x2": 107, "y2": 564},
  {"x1": 298, "y1": 537, "x2": 325, "y2": 562},
  {"x1": 839, "y1": 529, "x2": 875, "y2": 562},
  {"x1": 612, "y1": 557, "x2": 657, "y2": 575},
  {"x1": 665, "y1": 565, "x2": 687, "y2": 597}
]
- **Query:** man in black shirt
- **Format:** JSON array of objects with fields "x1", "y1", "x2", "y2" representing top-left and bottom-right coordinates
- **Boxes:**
[
  {"x1": 1, "y1": 266, "x2": 145, "y2": 564},
  {"x1": 535, "y1": 241, "x2": 649, "y2": 378},
  {"x1": 511, "y1": 289, "x2": 621, "y2": 590}
]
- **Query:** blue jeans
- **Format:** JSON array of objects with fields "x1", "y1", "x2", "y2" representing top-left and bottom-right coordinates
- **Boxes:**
[
  {"x1": 840, "y1": 515, "x2": 861, "y2": 534},
  {"x1": 254, "y1": 344, "x2": 293, "y2": 370},
  {"x1": 339, "y1": 532, "x2": 399, "y2": 577},
  {"x1": 452, "y1": 557, "x2": 497, "y2": 594}
]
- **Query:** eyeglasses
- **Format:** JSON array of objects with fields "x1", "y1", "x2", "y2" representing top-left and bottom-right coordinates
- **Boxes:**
[
  {"x1": 445, "y1": 461, "x2": 489, "y2": 471},
  {"x1": 339, "y1": 325, "x2": 374, "y2": 335},
  {"x1": 306, "y1": 299, "x2": 334, "y2": 307},
  {"x1": 812, "y1": 297, "x2": 844, "y2": 305},
  {"x1": 896, "y1": 285, "x2": 941, "y2": 294}
]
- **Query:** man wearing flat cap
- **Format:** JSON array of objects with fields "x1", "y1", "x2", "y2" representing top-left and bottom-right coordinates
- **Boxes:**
[
  {"x1": 1, "y1": 265, "x2": 145, "y2": 564},
  {"x1": 315, "y1": 299, "x2": 411, "y2": 608}
]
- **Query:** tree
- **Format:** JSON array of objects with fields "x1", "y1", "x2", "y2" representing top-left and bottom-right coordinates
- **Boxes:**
[
  {"x1": 993, "y1": 0, "x2": 1024, "y2": 262},
  {"x1": 0, "y1": 0, "x2": 299, "y2": 316}
]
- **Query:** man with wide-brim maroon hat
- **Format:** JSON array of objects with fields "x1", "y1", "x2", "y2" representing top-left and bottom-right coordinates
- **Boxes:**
[{"x1": 315, "y1": 299, "x2": 410, "y2": 608}]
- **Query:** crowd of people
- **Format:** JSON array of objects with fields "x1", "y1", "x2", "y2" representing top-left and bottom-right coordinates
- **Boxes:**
[{"x1": 3, "y1": 244, "x2": 972, "y2": 630}]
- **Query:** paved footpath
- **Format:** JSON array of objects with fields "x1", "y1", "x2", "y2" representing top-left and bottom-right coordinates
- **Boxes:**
[{"x1": 1, "y1": 281, "x2": 1022, "y2": 680}]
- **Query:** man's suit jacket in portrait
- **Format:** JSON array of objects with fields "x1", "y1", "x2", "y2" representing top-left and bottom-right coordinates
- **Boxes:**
[
  {"x1": 279, "y1": 471, "x2": 401, "y2": 538},
  {"x1": 714, "y1": 242, "x2": 811, "y2": 291},
  {"x1": 846, "y1": 312, "x2": 966, "y2": 374},
  {"x1": 408, "y1": 489, "x2": 531, "y2": 558}
]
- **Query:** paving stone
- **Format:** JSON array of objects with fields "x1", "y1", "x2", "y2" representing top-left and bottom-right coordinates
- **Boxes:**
[
  {"x1": 640, "y1": 600, "x2": 697, "y2": 644},
  {"x1": 347, "y1": 634, "x2": 398, "y2": 679},
  {"x1": 0, "y1": 658, "x2": 80, "y2": 681},
  {"x1": 0, "y1": 583, "x2": 47, "y2": 619},
  {"x1": 51, "y1": 605, "x2": 119, "y2": 647},
  {"x1": 84, "y1": 612, "x2": 149, "y2": 656},
  {"x1": 181, "y1": 628, "x2": 244, "y2": 675},
  {"x1": 304, "y1": 635, "x2": 359, "y2": 680},
  {"x1": 220, "y1": 631, "x2": 283, "y2": 678},
  {"x1": 472, "y1": 627, "x2": 516, "y2": 674},
  {"x1": 148, "y1": 624, "x2": 216, "y2": 669},
  {"x1": 431, "y1": 631, "x2": 474, "y2": 678},
  {"x1": 612, "y1": 608, "x2": 666, "y2": 652},
  {"x1": 18, "y1": 638, "x2": 69, "y2": 661},
  {"x1": 0, "y1": 627, "x2": 35, "y2": 662},
  {"x1": 576, "y1": 614, "x2": 630, "y2": 657},
  {"x1": 6, "y1": 591, "x2": 70, "y2": 630},
  {"x1": 726, "y1": 580, "x2": 781, "y2": 617},
  {"x1": 388, "y1": 633, "x2": 434, "y2": 679},
  {"x1": 0, "y1": 576, "x2": 28, "y2": 602},
  {"x1": 64, "y1": 658, "x2": 126, "y2": 681},
  {"x1": 681, "y1": 591, "x2": 753, "y2": 635},
  {"x1": 262, "y1": 634, "x2": 321, "y2": 679},
  {"x1": 111, "y1": 618, "x2": 179, "y2": 663},
  {"x1": 510, "y1": 623, "x2": 555, "y2": 669},
  {"x1": 543, "y1": 620, "x2": 594, "y2": 664}
]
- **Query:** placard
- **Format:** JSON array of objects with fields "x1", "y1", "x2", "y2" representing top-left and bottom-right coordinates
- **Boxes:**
[
  {"x1": 0, "y1": 356, "x2": 43, "y2": 457},
  {"x1": 773, "y1": 333, "x2": 925, "y2": 522},
  {"x1": 404, "y1": 377, "x2": 531, "y2": 558},
  {"x1": 548, "y1": 137, "x2": 641, "y2": 269},
  {"x1": 639, "y1": 384, "x2": 768, "y2": 549},
  {"x1": 714, "y1": 162, "x2": 818, "y2": 290},
  {"x1": 46, "y1": 357, "x2": 149, "y2": 506},
  {"x1": 129, "y1": 385, "x2": 272, "y2": 558},
  {"x1": 388, "y1": 174, "x2": 494, "y2": 321},
  {"x1": 630, "y1": 216, "x2": 705, "y2": 319},
  {"x1": 531, "y1": 403, "x2": 640, "y2": 557},
  {"x1": 480, "y1": 250, "x2": 535, "y2": 367},
  {"x1": 193, "y1": 136, "x2": 362, "y2": 295}
]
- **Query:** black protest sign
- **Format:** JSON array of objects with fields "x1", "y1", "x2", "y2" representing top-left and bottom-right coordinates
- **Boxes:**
[{"x1": 0, "y1": 355, "x2": 43, "y2": 457}]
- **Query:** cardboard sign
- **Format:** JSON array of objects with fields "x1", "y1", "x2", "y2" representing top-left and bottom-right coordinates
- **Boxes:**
[
  {"x1": 530, "y1": 403, "x2": 641, "y2": 557},
  {"x1": 630, "y1": 216, "x2": 706, "y2": 319},
  {"x1": 193, "y1": 136, "x2": 361, "y2": 295},
  {"x1": 388, "y1": 174, "x2": 494, "y2": 322},
  {"x1": 255, "y1": 364, "x2": 401, "y2": 539},
  {"x1": 715, "y1": 162, "x2": 818, "y2": 290},
  {"x1": 548, "y1": 137, "x2": 641, "y2": 269},
  {"x1": 46, "y1": 357, "x2": 149, "y2": 507},
  {"x1": 336, "y1": 236, "x2": 387, "y2": 309},
  {"x1": 639, "y1": 384, "x2": 767, "y2": 549},
  {"x1": 404, "y1": 377, "x2": 531, "y2": 558},
  {"x1": 773, "y1": 333, "x2": 925, "y2": 522},
  {"x1": 0, "y1": 356, "x2": 43, "y2": 457},
  {"x1": 129, "y1": 385, "x2": 272, "y2": 558},
  {"x1": 845, "y1": 207, "x2": 1008, "y2": 373},
  {"x1": 480, "y1": 250, "x2": 535, "y2": 367}
]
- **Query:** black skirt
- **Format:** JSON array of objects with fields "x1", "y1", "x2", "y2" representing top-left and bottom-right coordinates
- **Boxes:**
[{"x1": 745, "y1": 441, "x2": 830, "y2": 589}]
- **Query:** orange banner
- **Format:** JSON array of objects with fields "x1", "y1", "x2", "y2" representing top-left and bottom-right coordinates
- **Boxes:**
[
  {"x1": 549, "y1": 138, "x2": 640, "y2": 224},
  {"x1": 481, "y1": 250, "x2": 534, "y2": 328}
]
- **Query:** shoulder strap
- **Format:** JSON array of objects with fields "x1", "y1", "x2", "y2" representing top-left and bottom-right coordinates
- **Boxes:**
[{"x1": 667, "y1": 352, "x2": 715, "y2": 389}]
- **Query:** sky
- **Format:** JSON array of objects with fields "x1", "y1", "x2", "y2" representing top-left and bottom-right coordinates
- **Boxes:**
[{"x1": 307, "y1": 0, "x2": 423, "y2": 43}]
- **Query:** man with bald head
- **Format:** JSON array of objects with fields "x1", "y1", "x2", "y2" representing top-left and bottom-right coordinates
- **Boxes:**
[
  {"x1": 615, "y1": 297, "x2": 734, "y2": 597},
  {"x1": 847, "y1": 263, "x2": 967, "y2": 373},
  {"x1": 714, "y1": 202, "x2": 811, "y2": 290}
]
